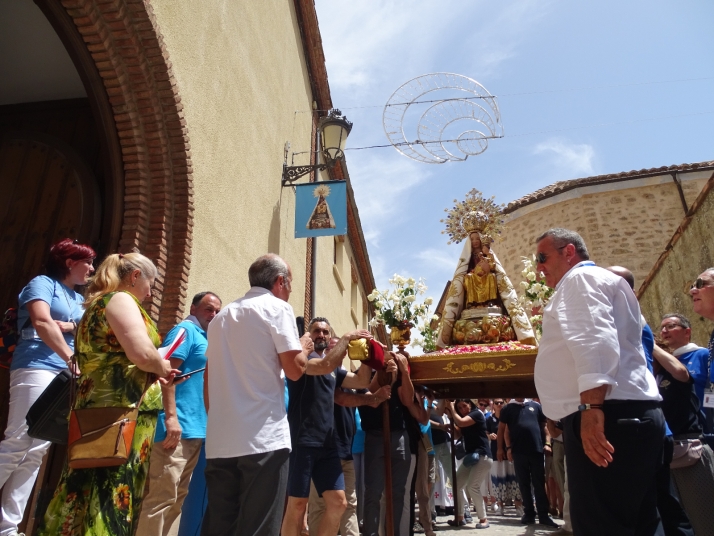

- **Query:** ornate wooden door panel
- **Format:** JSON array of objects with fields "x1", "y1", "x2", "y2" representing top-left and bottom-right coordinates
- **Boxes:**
[{"x1": 0, "y1": 133, "x2": 100, "y2": 313}]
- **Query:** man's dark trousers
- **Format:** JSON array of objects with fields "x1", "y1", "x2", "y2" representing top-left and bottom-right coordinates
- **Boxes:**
[
  {"x1": 512, "y1": 451, "x2": 549, "y2": 520},
  {"x1": 563, "y1": 401, "x2": 665, "y2": 536},
  {"x1": 201, "y1": 448, "x2": 289, "y2": 536}
]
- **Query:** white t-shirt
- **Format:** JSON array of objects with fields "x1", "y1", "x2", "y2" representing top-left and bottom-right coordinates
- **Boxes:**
[{"x1": 205, "y1": 287, "x2": 302, "y2": 458}]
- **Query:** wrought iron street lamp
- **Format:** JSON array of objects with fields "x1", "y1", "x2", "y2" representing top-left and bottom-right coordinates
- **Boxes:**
[{"x1": 282, "y1": 109, "x2": 352, "y2": 185}]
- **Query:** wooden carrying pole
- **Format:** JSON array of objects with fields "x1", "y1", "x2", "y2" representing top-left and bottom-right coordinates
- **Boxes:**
[
  {"x1": 382, "y1": 400, "x2": 394, "y2": 536},
  {"x1": 377, "y1": 364, "x2": 395, "y2": 536},
  {"x1": 449, "y1": 401, "x2": 459, "y2": 525}
]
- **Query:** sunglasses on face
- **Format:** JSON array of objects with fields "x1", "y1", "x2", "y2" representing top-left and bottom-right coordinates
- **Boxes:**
[
  {"x1": 494, "y1": 401, "x2": 504, "y2": 405},
  {"x1": 691, "y1": 278, "x2": 714, "y2": 290},
  {"x1": 535, "y1": 246, "x2": 567, "y2": 264},
  {"x1": 478, "y1": 403, "x2": 488, "y2": 407}
]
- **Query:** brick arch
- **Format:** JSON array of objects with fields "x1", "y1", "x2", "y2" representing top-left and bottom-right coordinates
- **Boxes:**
[{"x1": 62, "y1": 0, "x2": 193, "y2": 333}]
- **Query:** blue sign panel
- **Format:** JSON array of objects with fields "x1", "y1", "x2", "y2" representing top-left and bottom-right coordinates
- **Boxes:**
[{"x1": 294, "y1": 180, "x2": 347, "y2": 238}]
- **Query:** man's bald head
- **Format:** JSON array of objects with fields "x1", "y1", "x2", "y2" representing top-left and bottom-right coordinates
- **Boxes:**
[{"x1": 606, "y1": 266, "x2": 635, "y2": 290}]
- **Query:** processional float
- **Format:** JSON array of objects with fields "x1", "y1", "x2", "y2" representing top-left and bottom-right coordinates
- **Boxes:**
[
  {"x1": 363, "y1": 190, "x2": 541, "y2": 534},
  {"x1": 368, "y1": 74, "x2": 541, "y2": 534}
]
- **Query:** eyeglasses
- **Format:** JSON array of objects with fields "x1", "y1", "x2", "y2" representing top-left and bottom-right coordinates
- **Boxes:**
[
  {"x1": 691, "y1": 278, "x2": 714, "y2": 290},
  {"x1": 535, "y1": 246, "x2": 567, "y2": 264},
  {"x1": 478, "y1": 403, "x2": 488, "y2": 408},
  {"x1": 660, "y1": 323, "x2": 683, "y2": 332},
  {"x1": 493, "y1": 401, "x2": 504, "y2": 405}
]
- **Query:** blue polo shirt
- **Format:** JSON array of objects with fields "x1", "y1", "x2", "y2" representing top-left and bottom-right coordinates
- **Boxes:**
[
  {"x1": 13, "y1": 276, "x2": 84, "y2": 371},
  {"x1": 155, "y1": 318, "x2": 208, "y2": 441},
  {"x1": 676, "y1": 347, "x2": 709, "y2": 405}
]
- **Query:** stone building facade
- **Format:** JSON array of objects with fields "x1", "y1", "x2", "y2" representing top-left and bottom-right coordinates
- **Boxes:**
[
  {"x1": 638, "y1": 174, "x2": 714, "y2": 347},
  {"x1": 495, "y1": 163, "x2": 714, "y2": 303}
]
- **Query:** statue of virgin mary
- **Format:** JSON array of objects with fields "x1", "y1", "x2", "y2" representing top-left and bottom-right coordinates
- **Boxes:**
[{"x1": 436, "y1": 196, "x2": 537, "y2": 348}]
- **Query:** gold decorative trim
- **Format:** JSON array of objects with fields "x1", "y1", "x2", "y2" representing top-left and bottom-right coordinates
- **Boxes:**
[
  {"x1": 414, "y1": 371, "x2": 536, "y2": 382},
  {"x1": 443, "y1": 359, "x2": 516, "y2": 375}
]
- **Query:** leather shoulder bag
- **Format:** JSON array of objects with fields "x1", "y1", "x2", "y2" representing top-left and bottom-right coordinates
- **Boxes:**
[{"x1": 67, "y1": 355, "x2": 149, "y2": 470}]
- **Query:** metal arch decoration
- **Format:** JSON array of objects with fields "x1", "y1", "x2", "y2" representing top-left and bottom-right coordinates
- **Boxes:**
[{"x1": 382, "y1": 73, "x2": 503, "y2": 164}]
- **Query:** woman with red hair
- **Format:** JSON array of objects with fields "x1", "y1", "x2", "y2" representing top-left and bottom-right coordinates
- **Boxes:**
[{"x1": 0, "y1": 238, "x2": 95, "y2": 536}]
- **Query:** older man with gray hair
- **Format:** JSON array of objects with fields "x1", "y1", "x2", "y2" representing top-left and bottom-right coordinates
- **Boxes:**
[
  {"x1": 533, "y1": 228, "x2": 664, "y2": 536},
  {"x1": 201, "y1": 254, "x2": 314, "y2": 536}
]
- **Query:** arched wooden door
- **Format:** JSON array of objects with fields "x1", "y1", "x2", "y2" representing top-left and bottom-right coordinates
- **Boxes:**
[{"x1": 0, "y1": 132, "x2": 101, "y2": 313}]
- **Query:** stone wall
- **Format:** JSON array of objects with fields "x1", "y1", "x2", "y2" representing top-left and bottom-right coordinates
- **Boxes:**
[
  {"x1": 496, "y1": 171, "x2": 711, "y2": 299},
  {"x1": 638, "y1": 175, "x2": 714, "y2": 347}
]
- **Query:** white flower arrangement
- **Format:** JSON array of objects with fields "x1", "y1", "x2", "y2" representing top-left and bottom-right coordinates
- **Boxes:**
[
  {"x1": 518, "y1": 256, "x2": 554, "y2": 338},
  {"x1": 519, "y1": 255, "x2": 554, "y2": 308},
  {"x1": 412, "y1": 314, "x2": 441, "y2": 353},
  {"x1": 368, "y1": 275, "x2": 433, "y2": 332}
]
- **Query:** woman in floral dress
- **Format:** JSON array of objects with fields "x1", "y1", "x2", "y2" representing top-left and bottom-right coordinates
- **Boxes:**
[{"x1": 39, "y1": 253, "x2": 178, "y2": 536}]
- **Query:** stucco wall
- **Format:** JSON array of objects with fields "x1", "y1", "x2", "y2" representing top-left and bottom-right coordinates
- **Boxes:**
[
  {"x1": 146, "y1": 0, "x2": 372, "y2": 335},
  {"x1": 149, "y1": 0, "x2": 318, "y2": 313},
  {"x1": 496, "y1": 172, "x2": 710, "y2": 296},
  {"x1": 638, "y1": 176, "x2": 714, "y2": 347},
  {"x1": 313, "y1": 235, "x2": 370, "y2": 336}
]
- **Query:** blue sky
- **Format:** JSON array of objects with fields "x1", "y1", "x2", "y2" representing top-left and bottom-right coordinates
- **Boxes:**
[{"x1": 314, "y1": 0, "x2": 714, "y2": 302}]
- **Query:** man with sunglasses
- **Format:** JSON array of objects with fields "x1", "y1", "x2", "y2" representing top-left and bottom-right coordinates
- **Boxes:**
[
  {"x1": 690, "y1": 269, "x2": 714, "y2": 433},
  {"x1": 533, "y1": 228, "x2": 664, "y2": 536},
  {"x1": 659, "y1": 313, "x2": 709, "y2": 428}
]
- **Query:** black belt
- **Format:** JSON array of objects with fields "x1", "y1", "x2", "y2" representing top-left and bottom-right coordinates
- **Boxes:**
[
  {"x1": 672, "y1": 433, "x2": 701, "y2": 441},
  {"x1": 602, "y1": 399, "x2": 661, "y2": 408}
]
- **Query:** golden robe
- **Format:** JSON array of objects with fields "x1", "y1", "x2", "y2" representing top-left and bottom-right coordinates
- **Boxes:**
[{"x1": 464, "y1": 257, "x2": 497, "y2": 306}]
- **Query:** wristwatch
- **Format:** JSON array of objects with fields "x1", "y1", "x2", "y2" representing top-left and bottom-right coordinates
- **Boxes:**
[{"x1": 577, "y1": 403, "x2": 603, "y2": 411}]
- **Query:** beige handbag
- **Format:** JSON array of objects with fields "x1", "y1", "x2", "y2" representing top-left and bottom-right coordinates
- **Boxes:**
[
  {"x1": 66, "y1": 354, "x2": 147, "y2": 470},
  {"x1": 670, "y1": 438, "x2": 703, "y2": 470},
  {"x1": 67, "y1": 407, "x2": 139, "y2": 469}
]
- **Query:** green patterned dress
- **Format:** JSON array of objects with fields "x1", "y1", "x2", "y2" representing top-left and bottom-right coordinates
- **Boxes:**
[{"x1": 39, "y1": 291, "x2": 163, "y2": 536}]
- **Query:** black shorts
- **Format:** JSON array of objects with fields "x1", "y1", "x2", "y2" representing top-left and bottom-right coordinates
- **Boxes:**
[{"x1": 287, "y1": 446, "x2": 345, "y2": 498}]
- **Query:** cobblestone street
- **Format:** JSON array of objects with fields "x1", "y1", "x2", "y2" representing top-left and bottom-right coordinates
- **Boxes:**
[{"x1": 426, "y1": 505, "x2": 567, "y2": 536}]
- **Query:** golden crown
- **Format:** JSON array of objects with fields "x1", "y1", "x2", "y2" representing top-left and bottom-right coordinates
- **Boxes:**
[{"x1": 441, "y1": 189, "x2": 504, "y2": 245}]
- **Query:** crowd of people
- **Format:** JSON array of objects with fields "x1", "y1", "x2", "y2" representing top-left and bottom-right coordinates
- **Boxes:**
[{"x1": 1, "y1": 228, "x2": 714, "y2": 536}]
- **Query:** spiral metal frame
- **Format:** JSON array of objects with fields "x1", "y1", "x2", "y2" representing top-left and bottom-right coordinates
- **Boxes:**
[{"x1": 383, "y1": 73, "x2": 503, "y2": 164}]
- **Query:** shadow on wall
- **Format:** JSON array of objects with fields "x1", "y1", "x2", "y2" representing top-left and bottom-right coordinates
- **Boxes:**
[
  {"x1": 268, "y1": 200, "x2": 282, "y2": 254},
  {"x1": 638, "y1": 174, "x2": 714, "y2": 346}
]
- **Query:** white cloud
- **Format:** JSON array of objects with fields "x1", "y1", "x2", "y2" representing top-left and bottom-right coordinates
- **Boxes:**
[
  {"x1": 415, "y1": 248, "x2": 458, "y2": 273},
  {"x1": 462, "y1": 0, "x2": 554, "y2": 77},
  {"x1": 347, "y1": 152, "x2": 433, "y2": 247},
  {"x1": 533, "y1": 138, "x2": 596, "y2": 177},
  {"x1": 316, "y1": 0, "x2": 554, "y2": 93}
]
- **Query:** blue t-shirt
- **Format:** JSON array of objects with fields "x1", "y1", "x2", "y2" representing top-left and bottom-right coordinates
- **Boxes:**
[
  {"x1": 419, "y1": 399, "x2": 435, "y2": 456},
  {"x1": 13, "y1": 275, "x2": 84, "y2": 371},
  {"x1": 642, "y1": 325, "x2": 672, "y2": 437},
  {"x1": 642, "y1": 324, "x2": 655, "y2": 367},
  {"x1": 155, "y1": 319, "x2": 208, "y2": 442},
  {"x1": 677, "y1": 348, "x2": 709, "y2": 405},
  {"x1": 352, "y1": 409, "x2": 365, "y2": 454}
]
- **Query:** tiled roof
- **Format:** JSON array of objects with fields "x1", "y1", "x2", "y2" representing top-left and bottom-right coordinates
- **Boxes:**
[{"x1": 503, "y1": 161, "x2": 714, "y2": 214}]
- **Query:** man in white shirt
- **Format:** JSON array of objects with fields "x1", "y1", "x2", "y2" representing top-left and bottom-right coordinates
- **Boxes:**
[
  {"x1": 201, "y1": 254, "x2": 314, "y2": 536},
  {"x1": 533, "y1": 228, "x2": 665, "y2": 536}
]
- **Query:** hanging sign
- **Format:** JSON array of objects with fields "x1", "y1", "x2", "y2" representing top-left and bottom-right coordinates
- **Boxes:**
[{"x1": 294, "y1": 180, "x2": 347, "y2": 238}]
